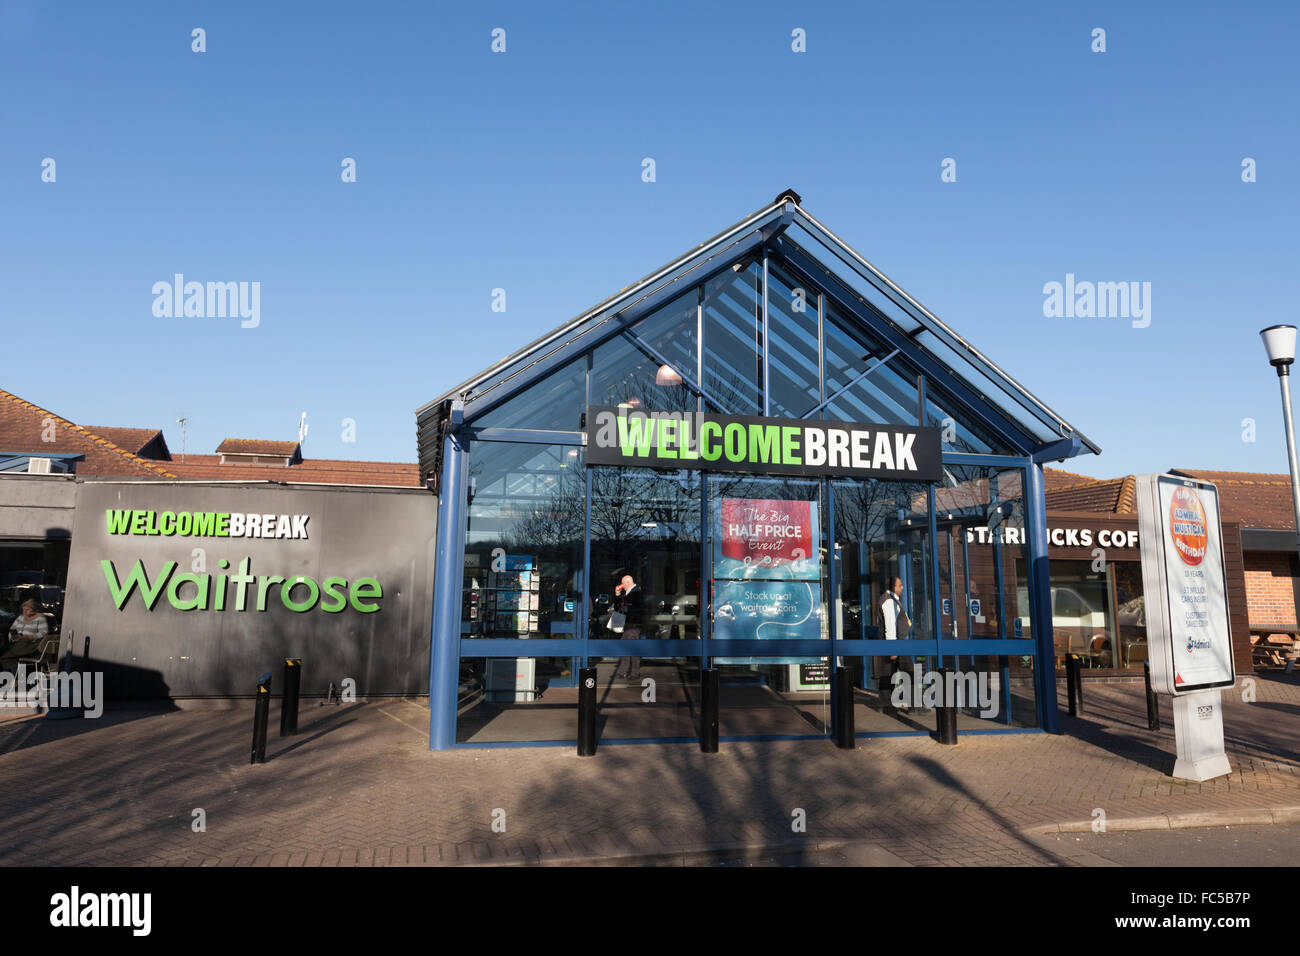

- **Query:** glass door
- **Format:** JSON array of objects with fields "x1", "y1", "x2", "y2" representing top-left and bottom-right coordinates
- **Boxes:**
[{"x1": 832, "y1": 478, "x2": 939, "y2": 733}]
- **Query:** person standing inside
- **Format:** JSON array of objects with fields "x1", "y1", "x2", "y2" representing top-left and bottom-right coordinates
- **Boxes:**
[
  {"x1": 880, "y1": 576, "x2": 914, "y2": 709},
  {"x1": 613, "y1": 570, "x2": 645, "y2": 680}
]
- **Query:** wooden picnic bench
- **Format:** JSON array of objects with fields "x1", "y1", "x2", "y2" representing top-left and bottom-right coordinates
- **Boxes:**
[{"x1": 1249, "y1": 623, "x2": 1300, "y2": 669}]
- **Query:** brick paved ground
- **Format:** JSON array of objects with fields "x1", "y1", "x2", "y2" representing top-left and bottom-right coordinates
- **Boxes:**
[{"x1": 0, "y1": 672, "x2": 1295, "y2": 866}]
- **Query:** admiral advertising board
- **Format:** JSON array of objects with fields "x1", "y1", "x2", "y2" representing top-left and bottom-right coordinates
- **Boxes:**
[
  {"x1": 61, "y1": 482, "x2": 436, "y2": 697},
  {"x1": 1135, "y1": 475, "x2": 1235, "y2": 695}
]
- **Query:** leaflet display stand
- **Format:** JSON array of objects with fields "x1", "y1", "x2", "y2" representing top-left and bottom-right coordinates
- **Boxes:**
[{"x1": 462, "y1": 554, "x2": 542, "y2": 702}]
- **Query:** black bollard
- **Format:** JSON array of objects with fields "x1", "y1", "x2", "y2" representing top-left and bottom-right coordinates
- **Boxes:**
[
  {"x1": 1066, "y1": 654, "x2": 1083, "y2": 717},
  {"x1": 699, "y1": 667, "x2": 719, "y2": 753},
  {"x1": 280, "y1": 658, "x2": 302, "y2": 737},
  {"x1": 835, "y1": 666, "x2": 856, "y2": 748},
  {"x1": 1143, "y1": 661, "x2": 1160, "y2": 731},
  {"x1": 45, "y1": 630, "x2": 83, "y2": 720},
  {"x1": 577, "y1": 667, "x2": 597, "y2": 756},
  {"x1": 935, "y1": 666, "x2": 958, "y2": 745},
  {"x1": 251, "y1": 670, "x2": 272, "y2": 764}
]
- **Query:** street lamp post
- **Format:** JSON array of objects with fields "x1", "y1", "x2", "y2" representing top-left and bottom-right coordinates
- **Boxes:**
[{"x1": 1260, "y1": 324, "x2": 1300, "y2": 673}]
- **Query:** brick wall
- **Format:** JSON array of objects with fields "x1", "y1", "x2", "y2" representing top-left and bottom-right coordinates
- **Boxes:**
[{"x1": 1243, "y1": 551, "x2": 1297, "y2": 627}]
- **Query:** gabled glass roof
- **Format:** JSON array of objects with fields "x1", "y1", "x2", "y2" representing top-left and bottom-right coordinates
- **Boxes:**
[{"x1": 417, "y1": 190, "x2": 1098, "y2": 479}]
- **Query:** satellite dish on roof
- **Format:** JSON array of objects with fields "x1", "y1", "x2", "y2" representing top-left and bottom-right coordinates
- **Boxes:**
[{"x1": 298, "y1": 412, "x2": 309, "y2": 444}]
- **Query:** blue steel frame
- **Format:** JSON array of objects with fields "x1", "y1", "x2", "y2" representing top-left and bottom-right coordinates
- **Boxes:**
[{"x1": 427, "y1": 241, "x2": 1074, "y2": 749}]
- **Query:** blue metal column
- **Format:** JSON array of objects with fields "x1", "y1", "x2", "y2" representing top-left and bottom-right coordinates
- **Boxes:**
[
  {"x1": 429, "y1": 401, "x2": 468, "y2": 751},
  {"x1": 700, "y1": 471, "x2": 711, "y2": 664},
  {"x1": 990, "y1": 473, "x2": 1007, "y2": 644},
  {"x1": 580, "y1": 465, "x2": 592, "y2": 669},
  {"x1": 927, "y1": 484, "x2": 942, "y2": 668},
  {"x1": 1024, "y1": 461, "x2": 1058, "y2": 734},
  {"x1": 989, "y1": 473, "x2": 1011, "y2": 724},
  {"x1": 826, "y1": 478, "x2": 838, "y2": 739}
]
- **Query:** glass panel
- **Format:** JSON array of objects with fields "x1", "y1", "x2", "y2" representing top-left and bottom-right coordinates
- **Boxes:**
[
  {"x1": 456, "y1": 656, "x2": 578, "y2": 744},
  {"x1": 589, "y1": 466, "x2": 702, "y2": 643},
  {"x1": 590, "y1": 289, "x2": 698, "y2": 412},
  {"x1": 588, "y1": 657, "x2": 701, "y2": 741},
  {"x1": 846, "y1": 652, "x2": 1037, "y2": 732},
  {"x1": 958, "y1": 654, "x2": 1038, "y2": 728},
  {"x1": 914, "y1": 329, "x2": 1055, "y2": 447},
  {"x1": 472, "y1": 357, "x2": 586, "y2": 432},
  {"x1": 1112, "y1": 560, "x2": 1149, "y2": 671},
  {"x1": 703, "y1": 261, "x2": 762, "y2": 414},
  {"x1": 463, "y1": 442, "x2": 584, "y2": 639},
  {"x1": 923, "y1": 382, "x2": 1020, "y2": 456},
  {"x1": 832, "y1": 479, "x2": 933, "y2": 642},
  {"x1": 934, "y1": 466, "x2": 1030, "y2": 641},
  {"x1": 765, "y1": 261, "x2": 821, "y2": 419},
  {"x1": 716, "y1": 660, "x2": 830, "y2": 737},
  {"x1": 779, "y1": 225, "x2": 1059, "y2": 448},
  {"x1": 851, "y1": 653, "x2": 939, "y2": 733},
  {"x1": 0, "y1": 540, "x2": 69, "y2": 639},
  {"x1": 1023, "y1": 559, "x2": 1146, "y2": 672},
  {"x1": 822, "y1": 301, "x2": 920, "y2": 425},
  {"x1": 710, "y1": 476, "x2": 830, "y2": 738},
  {"x1": 778, "y1": 226, "x2": 923, "y2": 335}
]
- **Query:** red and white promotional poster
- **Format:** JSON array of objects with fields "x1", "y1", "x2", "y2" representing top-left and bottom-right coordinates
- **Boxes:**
[{"x1": 715, "y1": 497, "x2": 818, "y2": 580}]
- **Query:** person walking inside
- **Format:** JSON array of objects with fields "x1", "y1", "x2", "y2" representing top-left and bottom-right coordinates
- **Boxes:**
[{"x1": 613, "y1": 570, "x2": 645, "y2": 680}]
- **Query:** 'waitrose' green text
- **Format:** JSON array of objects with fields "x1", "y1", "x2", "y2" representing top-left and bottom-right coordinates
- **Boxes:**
[{"x1": 101, "y1": 557, "x2": 381, "y2": 613}]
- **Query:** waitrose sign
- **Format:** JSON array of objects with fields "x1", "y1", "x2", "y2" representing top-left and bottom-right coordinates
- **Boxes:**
[
  {"x1": 100, "y1": 558, "x2": 381, "y2": 614},
  {"x1": 586, "y1": 405, "x2": 942, "y2": 481},
  {"x1": 99, "y1": 507, "x2": 381, "y2": 614}
]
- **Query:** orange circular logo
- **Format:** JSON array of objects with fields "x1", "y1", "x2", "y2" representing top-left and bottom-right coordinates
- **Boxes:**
[{"x1": 1168, "y1": 486, "x2": 1208, "y2": 566}]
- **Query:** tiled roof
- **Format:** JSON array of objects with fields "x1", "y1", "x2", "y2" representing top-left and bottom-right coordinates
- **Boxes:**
[
  {"x1": 1172, "y1": 469, "x2": 1297, "y2": 531},
  {"x1": 0, "y1": 389, "x2": 176, "y2": 478},
  {"x1": 1044, "y1": 467, "x2": 1297, "y2": 531},
  {"x1": 932, "y1": 467, "x2": 1097, "y2": 514},
  {"x1": 83, "y1": 426, "x2": 166, "y2": 456},
  {"x1": 216, "y1": 439, "x2": 301, "y2": 457},
  {"x1": 166, "y1": 454, "x2": 420, "y2": 487},
  {"x1": 1044, "y1": 475, "x2": 1137, "y2": 514},
  {"x1": 1044, "y1": 466, "x2": 1097, "y2": 490}
]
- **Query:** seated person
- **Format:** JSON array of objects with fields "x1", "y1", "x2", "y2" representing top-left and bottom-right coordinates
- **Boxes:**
[{"x1": 1, "y1": 599, "x2": 51, "y2": 671}]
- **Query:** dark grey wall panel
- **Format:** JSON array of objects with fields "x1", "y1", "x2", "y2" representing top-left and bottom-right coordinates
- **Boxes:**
[
  {"x1": 62, "y1": 481, "x2": 436, "y2": 698},
  {"x1": 0, "y1": 474, "x2": 78, "y2": 540}
]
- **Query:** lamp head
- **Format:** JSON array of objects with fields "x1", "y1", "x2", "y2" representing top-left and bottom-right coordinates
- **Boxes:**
[{"x1": 1260, "y1": 325, "x2": 1297, "y2": 372}]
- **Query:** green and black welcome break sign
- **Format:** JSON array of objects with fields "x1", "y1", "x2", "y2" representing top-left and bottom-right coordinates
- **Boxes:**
[{"x1": 585, "y1": 406, "x2": 942, "y2": 481}]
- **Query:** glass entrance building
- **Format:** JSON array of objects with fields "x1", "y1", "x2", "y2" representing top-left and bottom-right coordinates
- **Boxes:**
[{"x1": 416, "y1": 190, "x2": 1100, "y2": 750}]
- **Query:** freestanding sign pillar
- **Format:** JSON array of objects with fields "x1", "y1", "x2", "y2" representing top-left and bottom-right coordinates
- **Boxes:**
[
  {"x1": 1136, "y1": 474, "x2": 1236, "y2": 782},
  {"x1": 1170, "y1": 691, "x2": 1231, "y2": 781}
]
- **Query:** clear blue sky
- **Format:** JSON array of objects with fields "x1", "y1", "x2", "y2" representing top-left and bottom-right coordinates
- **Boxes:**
[{"x1": 3, "y1": 1, "x2": 1297, "y2": 479}]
